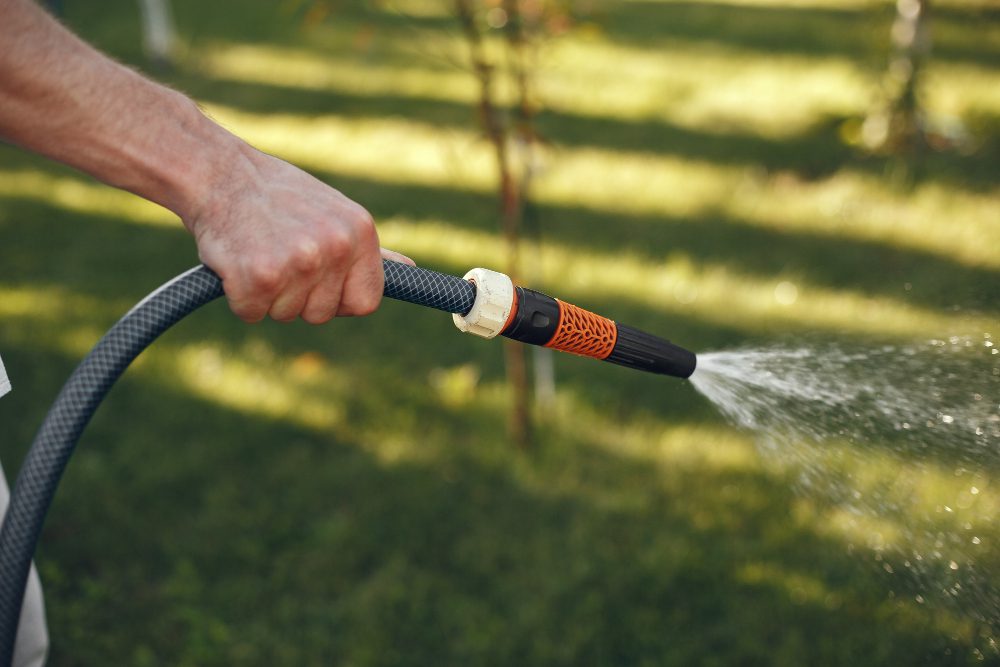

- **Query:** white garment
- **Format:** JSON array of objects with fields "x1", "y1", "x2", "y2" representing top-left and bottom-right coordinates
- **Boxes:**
[
  {"x1": 0, "y1": 353, "x2": 10, "y2": 399},
  {"x1": 0, "y1": 355, "x2": 49, "y2": 667}
]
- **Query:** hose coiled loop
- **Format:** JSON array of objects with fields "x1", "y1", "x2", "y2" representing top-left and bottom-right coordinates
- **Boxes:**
[
  {"x1": 0, "y1": 259, "x2": 476, "y2": 664},
  {"x1": 0, "y1": 265, "x2": 224, "y2": 664}
]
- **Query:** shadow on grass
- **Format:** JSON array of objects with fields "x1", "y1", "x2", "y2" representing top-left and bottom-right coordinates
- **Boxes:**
[
  {"x1": 3, "y1": 3, "x2": 997, "y2": 664},
  {"x1": 178, "y1": 74, "x2": 1000, "y2": 194},
  {"x1": 0, "y1": 336, "x2": 987, "y2": 665},
  {"x1": 2, "y1": 191, "x2": 997, "y2": 484},
  {"x1": 607, "y1": 1, "x2": 1000, "y2": 68},
  {"x1": 161, "y1": 0, "x2": 1000, "y2": 70},
  {"x1": 4, "y1": 182, "x2": 998, "y2": 369},
  {"x1": 2, "y1": 151, "x2": 997, "y2": 331}
]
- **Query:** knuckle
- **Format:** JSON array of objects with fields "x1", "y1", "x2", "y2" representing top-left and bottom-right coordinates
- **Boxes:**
[
  {"x1": 323, "y1": 230, "x2": 353, "y2": 262},
  {"x1": 248, "y1": 262, "x2": 282, "y2": 293},
  {"x1": 268, "y1": 300, "x2": 299, "y2": 322},
  {"x1": 301, "y1": 308, "x2": 334, "y2": 325},
  {"x1": 289, "y1": 237, "x2": 322, "y2": 274},
  {"x1": 353, "y1": 288, "x2": 382, "y2": 316},
  {"x1": 361, "y1": 294, "x2": 382, "y2": 316},
  {"x1": 229, "y1": 301, "x2": 266, "y2": 324},
  {"x1": 350, "y1": 204, "x2": 375, "y2": 231},
  {"x1": 357, "y1": 214, "x2": 379, "y2": 246}
]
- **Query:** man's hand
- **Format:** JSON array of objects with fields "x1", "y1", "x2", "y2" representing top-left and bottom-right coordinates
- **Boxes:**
[
  {"x1": 187, "y1": 146, "x2": 412, "y2": 324},
  {"x1": 0, "y1": 0, "x2": 413, "y2": 324}
]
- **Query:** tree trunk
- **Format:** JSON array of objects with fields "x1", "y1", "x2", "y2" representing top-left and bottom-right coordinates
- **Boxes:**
[
  {"x1": 864, "y1": 0, "x2": 932, "y2": 154},
  {"x1": 454, "y1": 0, "x2": 533, "y2": 448}
]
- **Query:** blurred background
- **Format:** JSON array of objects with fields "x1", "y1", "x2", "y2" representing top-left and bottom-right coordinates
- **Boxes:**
[{"x1": 1, "y1": 0, "x2": 998, "y2": 664}]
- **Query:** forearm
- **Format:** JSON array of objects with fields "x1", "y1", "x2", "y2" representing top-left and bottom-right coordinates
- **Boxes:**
[
  {"x1": 0, "y1": 0, "x2": 241, "y2": 219},
  {"x1": 1, "y1": 0, "x2": 403, "y2": 324}
]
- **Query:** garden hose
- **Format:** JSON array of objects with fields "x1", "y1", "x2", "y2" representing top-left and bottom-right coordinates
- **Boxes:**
[{"x1": 0, "y1": 259, "x2": 695, "y2": 663}]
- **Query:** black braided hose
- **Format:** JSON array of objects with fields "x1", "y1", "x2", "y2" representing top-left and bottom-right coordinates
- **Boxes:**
[
  {"x1": 0, "y1": 260, "x2": 474, "y2": 665},
  {"x1": 382, "y1": 259, "x2": 475, "y2": 315}
]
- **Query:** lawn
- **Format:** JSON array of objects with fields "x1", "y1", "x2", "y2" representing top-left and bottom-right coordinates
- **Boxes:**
[{"x1": 1, "y1": 0, "x2": 998, "y2": 665}]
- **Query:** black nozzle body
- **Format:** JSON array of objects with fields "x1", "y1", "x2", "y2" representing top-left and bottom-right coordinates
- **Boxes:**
[
  {"x1": 380, "y1": 260, "x2": 696, "y2": 380},
  {"x1": 606, "y1": 324, "x2": 697, "y2": 379}
]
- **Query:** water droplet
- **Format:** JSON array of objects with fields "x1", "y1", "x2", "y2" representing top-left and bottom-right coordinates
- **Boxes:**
[{"x1": 687, "y1": 342, "x2": 1000, "y2": 628}]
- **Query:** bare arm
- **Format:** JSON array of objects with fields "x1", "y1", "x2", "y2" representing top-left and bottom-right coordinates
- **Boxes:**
[{"x1": 0, "y1": 0, "x2": 411, "y2": 322}]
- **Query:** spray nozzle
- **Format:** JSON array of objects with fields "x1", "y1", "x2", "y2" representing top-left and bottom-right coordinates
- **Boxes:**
[
  {"x1": 390, "y1": 261, "x2": 696, "y2": 380},
  {"x1": 496, "y1": 282, "x2": 696, "y2": 380}
]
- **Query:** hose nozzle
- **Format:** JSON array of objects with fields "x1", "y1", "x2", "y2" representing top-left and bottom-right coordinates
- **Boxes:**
[{"x1": 448, "y1": 266, "x2": 696, "y2": 379}]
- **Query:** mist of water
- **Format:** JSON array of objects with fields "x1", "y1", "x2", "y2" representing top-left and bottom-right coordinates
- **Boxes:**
[{"x1": 690, "y1": 334, "x2": 1000, "y2": 650}]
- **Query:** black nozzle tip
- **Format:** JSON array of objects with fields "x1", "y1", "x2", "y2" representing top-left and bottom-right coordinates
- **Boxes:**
[{"x1": 606, "y1": 324, "x2": 697, "y2": 379}]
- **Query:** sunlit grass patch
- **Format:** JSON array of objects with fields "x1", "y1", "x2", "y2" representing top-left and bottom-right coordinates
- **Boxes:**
[
  {"x1": 378, "y1": 218, "x2": 997, "y2": 338},
  {"x1": 198, "y1": 33, "x2": 877, "y2": 138},
  {"x1": 202, "y1": 103, "x2": 494, "y2": 190},
  {"x1": 149, "y1": 338, "x2": 507, "y2": 467},
  {"x1": 543, "y1": 39, "x2": 873, "y2": 136},
  {"x1": 726, "y1": 169, "x2": 1000, "y2": 270},
  {"x1": 2, "y1": 0, "x2": 997, "y2": 663},
  {"x1": 196, "y1": 103, "x2": 1000, "y2": 277},
  {"x1": 0, "y1": 283, "x2": 131, "y2": 358},
  {"x1": 925, "y1": 61, "x2": 1000, "y2": 119},
  {"x1": 737, "y1": 560, "x2": 842, "y2": 608},
  {"x1": 629, "y1": 0, "x2": 872, "y2": 7},
  {"x1": 172, "y1": 341, "x2": 350, "y2": 432},
  {"x1": 790, "y1": 437, "x2": 999, "y2": 541},
  {"x1": 199, "y1": 42, "x2": 477, "y2": 106},
  {"x1": 0, "y1": 169, "x2": 175, "y2": 227}
]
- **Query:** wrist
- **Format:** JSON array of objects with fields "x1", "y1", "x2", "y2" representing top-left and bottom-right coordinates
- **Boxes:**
[{"x1": 153, "y1": 93, "x2": 252, "y2": 226}]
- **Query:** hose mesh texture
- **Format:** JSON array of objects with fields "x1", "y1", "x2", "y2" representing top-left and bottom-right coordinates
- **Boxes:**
[
  {"x1": 0, "y1": 265, "x2": 225, "y2": 666},
  {"x1": 0, "y1": 259, "x2": 473, "y2": 663},
  {"x1": 383, "y1": 260, "x2": 475, "y2": 316}
]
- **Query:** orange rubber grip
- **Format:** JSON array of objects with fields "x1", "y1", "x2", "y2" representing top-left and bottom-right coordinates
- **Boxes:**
[{"x1": 544, "y1": 300, "x2": 618, "y2": 360}]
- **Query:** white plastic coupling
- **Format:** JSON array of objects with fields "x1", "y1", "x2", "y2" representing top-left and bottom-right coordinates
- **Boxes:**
[{"x1": 453, "y1": 268, "x2": 516, "y2": 339}]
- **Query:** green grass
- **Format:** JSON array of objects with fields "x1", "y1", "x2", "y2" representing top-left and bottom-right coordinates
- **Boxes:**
[{"x1": 1, "y1": 0, "x2": 999, "y2": 664}]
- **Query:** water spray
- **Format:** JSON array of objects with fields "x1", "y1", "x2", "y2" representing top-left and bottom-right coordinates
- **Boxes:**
[{"x1": 0, "y1": 259, "x2": 695, "y2": 663}]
